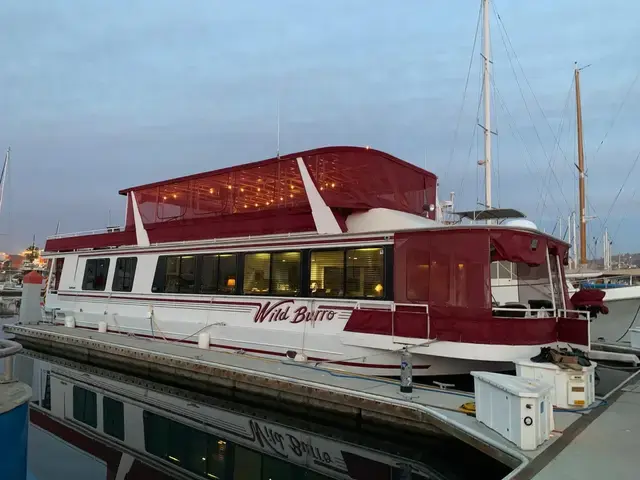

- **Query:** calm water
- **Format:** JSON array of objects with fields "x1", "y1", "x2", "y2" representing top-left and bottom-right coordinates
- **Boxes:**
[{"x1": 10, "y1": 350, "x2": 512, "y2": 480}]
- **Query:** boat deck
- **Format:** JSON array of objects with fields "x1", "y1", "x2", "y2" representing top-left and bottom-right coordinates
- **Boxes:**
[{"x1": 3, "y1": 322, "x2": 639, "y2": 479}]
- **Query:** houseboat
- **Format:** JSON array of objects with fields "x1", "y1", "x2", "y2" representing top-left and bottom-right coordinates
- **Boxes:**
[{"x1": 43, "y1": 146, "x2": 590, "y2": 376}]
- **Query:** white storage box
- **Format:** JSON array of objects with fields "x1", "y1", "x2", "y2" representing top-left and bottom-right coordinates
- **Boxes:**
[
  {"x1": 514, "y1": 358, "x2": 596, "y2": 409},
  {"x1": 630, "y1": 327, "x2": 640, "y2": 349},
  {"x1": 472, "y1": 371, "x2": 553, "y2": 451}
]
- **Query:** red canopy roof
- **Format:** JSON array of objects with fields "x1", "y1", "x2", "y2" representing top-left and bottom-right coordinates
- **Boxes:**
[
  {"x1": 47, "y1": 146, "x2": 438, "y2": 251},
  {"x1": 121, "y1": 146, "x2": 437, "y2": 243}
]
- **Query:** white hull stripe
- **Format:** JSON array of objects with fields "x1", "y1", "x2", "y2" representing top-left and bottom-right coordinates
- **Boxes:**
[{"x1": 56, "y1": 323, "x2": 431, "y2": 371}]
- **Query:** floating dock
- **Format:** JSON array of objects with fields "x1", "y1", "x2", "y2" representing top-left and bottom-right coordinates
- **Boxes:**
[{"x1": 4, "y1": 323, "x2": 640, "y2": 480}]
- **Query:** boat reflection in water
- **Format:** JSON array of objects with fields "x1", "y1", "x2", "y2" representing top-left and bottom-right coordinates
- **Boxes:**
[{"x1": 16, "y1": 351, "x2": 510, "y2": 480}]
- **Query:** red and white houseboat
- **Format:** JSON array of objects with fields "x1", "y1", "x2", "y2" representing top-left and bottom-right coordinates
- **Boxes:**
[{"x1": 43, "y1": 146, "x2": 590, "y2": 376}]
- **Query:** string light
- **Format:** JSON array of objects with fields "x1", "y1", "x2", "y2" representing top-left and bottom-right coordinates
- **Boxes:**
[{"x1": 209, "y1": 188, "x2": 214, "y2": 194}]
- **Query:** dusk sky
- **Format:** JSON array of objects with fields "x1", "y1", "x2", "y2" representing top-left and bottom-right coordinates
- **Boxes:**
[{"x1": 1, "y1": 1, "x2": 638, "y2": 257}]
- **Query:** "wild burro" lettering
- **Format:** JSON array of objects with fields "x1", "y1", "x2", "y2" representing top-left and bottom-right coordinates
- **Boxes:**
[
  {"x1": 249, "y1": 420, "x2": 333, "y2": 465},
  {"x1": 253, "y1": 300, "x2": 337, "y2": 324}
]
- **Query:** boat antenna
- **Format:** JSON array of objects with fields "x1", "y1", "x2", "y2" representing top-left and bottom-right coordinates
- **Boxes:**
[{"x1": 276, "y1": 99, "x2": 281, "y2": 159}]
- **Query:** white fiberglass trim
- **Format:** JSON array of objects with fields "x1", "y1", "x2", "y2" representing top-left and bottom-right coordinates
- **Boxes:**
[
  {"x1": 296, "y1": 156, "x2": 342, "y2": 234},
  {"x1": 131, "y1": 192, "x2": 150, "y2": 247}
]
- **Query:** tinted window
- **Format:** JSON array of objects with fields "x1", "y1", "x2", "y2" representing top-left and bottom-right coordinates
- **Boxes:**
[
  {"x1": 103, "y1": 396, "x2": 125, "y2": 440},
  {"x1": 112, "y1": 257, "x2": 137, "y2": 292},
  {"x1": 73, "y1": 386, "x2": 97, "y2": 428},
  {"x1": 200, "y1": 254, "x2": 238, "y2": 294},
  {"x1": 217, "y1": 254, "x2": 237, "y2": 294},
  {"x1": 164, "y1": 256, "x2": 197, "y2": 294},
  {"x1": 346, "y1": 248, "x2": 385, "y2": 298},
  {"x1": 243, "y1": 253, "x2": 271, "y2": 294},
  {"x1": 271, "y1": 252, "x2": 301, "y2": 295},
  {"x1": 51, "y1": 258, "x2": 65, "y2": 292},
  {"x1": 200, "y1": 255, "x2": 218, "y2": 294},
  {"x1": 310, "y1": 250, "x2": 344, "y2": 297},
  {"x1": 143, "y1": 411, "x2": 230, "y2": 478},
  {"x1": 82, "y1": 258, "x2": 110, "y2": 291}
]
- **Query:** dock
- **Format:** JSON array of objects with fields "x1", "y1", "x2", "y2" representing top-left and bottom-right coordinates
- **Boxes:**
[{"x1": 4, "y1": 322, "x2": 640, "y2": 480}]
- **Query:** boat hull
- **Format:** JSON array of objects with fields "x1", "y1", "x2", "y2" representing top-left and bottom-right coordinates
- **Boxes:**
[
  {"x1": 48, "y1": 292, "x2": 552, "y2": 377},
  {"x1": 592, "y1": 295, "x2": 640, "y2": 343}
]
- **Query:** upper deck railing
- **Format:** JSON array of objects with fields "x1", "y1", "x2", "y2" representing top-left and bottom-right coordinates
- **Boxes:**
[
  {"x1": 46, "y1": 226, "x2": 123, "y2": 240},
  {"x1": 577, "y1": 274, "x2": 640, "y2": 289}
]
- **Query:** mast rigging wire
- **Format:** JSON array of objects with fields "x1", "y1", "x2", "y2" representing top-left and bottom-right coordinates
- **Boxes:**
[{"x1": 443, "y1": 1, "x2": 483, "y2": 185}]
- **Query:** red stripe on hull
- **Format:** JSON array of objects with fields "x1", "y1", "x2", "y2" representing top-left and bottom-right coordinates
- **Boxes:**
[{"x1": 54, "y1": 323, "x2": 430, "y2": 370}]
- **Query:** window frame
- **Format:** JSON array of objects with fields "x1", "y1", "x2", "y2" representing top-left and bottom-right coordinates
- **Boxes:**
[
  {"x1": 81, "y1": 258, "x2": 111, "y2": 291},
  {"x1": 103, "y1": 396, "x2": 125, "y2": 441},
  {"x1": 198, "y1": 253, "x2": 239, "y2": 295},
  {"x1": 50, "y1": 257, "x2": 65, "y2": 292},
  {"x1": 112, "y1": 257, "x2": 138, "y2": 292},
  {"x1": 148, "y1": 245, "x2": 391, "y2": 300},
  {"x1": 308, "y1": 246, "x2": 390, "y2": 301},
  {"x1": 72, "y1": 386, "x2": 98, "y2": 428}
]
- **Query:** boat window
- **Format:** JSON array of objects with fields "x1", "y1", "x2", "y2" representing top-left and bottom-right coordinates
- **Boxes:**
[
  {"x1": 244, "y1": 253, "x2": 271, "y2": 294},
  {"x1": 271, "y1": 251, "x2": 301, "y2": 295},
  {"x1": 82, "y1": 258, "x2": 110, "y2": 291},
  {"x1": 200, "y1": 255, "x2": 219, "y2": 294},
  {"x1": 218, "y1": 254, "x2": 238, "y2": 294},
  {"x1": 164, "y1": 255, "x2": 197, "y2": 294},
  {"x1": 143, "y1": 410, "x2": 230, "y2": 478},
  {"x1": 200, "y1": 254, "x2": 238, "y2": 294},
  {"x1": 345, "y1": 248, "x2": 384, "y2": 298},
  {"x1": 50, "y1": 258, "x2": 65, "y2": 292},
  {"x1": 310, "y1": 250, "x2": 344, "y2": 297},
  {"x1": 103, "y1": 396, "x2": 125, "y2": 441},
  {"x1": 73, "y1": 386, "x2": 97, "y2": 428},
  {"x1": 112, "y1": 257, "x2": 138, "y2": 292}
]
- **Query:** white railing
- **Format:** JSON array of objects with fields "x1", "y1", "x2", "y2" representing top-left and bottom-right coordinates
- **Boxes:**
[
  {"x1": 577, "y1": 275, "x2": 638, "y2": 288},
  {"x1": 557, "y1": 309, "x2": 591, "y2": 321},
  {"x1": 491, "y1": 306, "x2": 556, "y2": 318},
  {"x1": 354, "y1": 300, "x2": 393, "y2": 311},
  {"x1": 47, "y1": 226, "x2": 123, "y2": 240}
]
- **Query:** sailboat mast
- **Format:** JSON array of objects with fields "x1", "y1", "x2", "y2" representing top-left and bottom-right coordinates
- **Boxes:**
[
  {"x1": 482, "y1": 0, "x2": 492, "y2": 209},
  {"x1": 575, "y1": 65, "x2": 587, "y2": 265}
]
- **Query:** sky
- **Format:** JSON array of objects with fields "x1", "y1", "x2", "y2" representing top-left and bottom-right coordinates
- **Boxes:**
[{"x1": 1, "y1": 0, "x2": 639, "y2": 257}]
